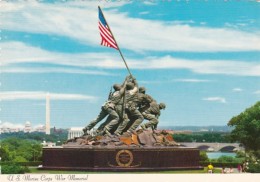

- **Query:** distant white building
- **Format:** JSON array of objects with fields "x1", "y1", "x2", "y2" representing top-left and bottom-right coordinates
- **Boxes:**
[
  {"x1": 0, "y1": 121, "x2": 24, "y2": 133},
  {"x1": 24, "y1": 121, "x2": 31, "y2": 133},
  {"x1": 68, "y1": 127, "x2": 98, "y2": 139},
  {"x1": 68, "y1": 127, "x2": 84, "y2": 139},
  {"x1": 9, "y1": 128, "x2": 21, "y2": 132},
  {"x1": 35, "y1": 124, "x2": 46, "y2": 133},
  {"x1": 0, "y1": 121, "x2": 49, "y2": 134},
  {"x1": 200, "y1": 129, "x2": 209, "y2": 132},
  {"x1": 41, "y1": 141, "x2": 56, "y2": 147}
]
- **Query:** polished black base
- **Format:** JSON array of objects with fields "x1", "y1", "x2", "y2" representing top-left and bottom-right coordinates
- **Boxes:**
[{"x1": 40, "y1": 146, "x2": 202, "y2": 171}]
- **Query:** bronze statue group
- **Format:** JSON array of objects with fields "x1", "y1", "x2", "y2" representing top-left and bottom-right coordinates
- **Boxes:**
[{"x1": 83, "y1": 75, "x2": 166, "y2": 137}]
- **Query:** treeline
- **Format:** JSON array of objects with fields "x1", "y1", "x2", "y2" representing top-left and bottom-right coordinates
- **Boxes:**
[
  {"x1": 0, "y1": 137, "x2": 44, "y2": 174},
  {"x1": 0, "y1": 138, "x2": 42, "y2": 162},
  {"x1": 1, "y1": 130, "x2": 68, "y2": 143},
  {"x1": 0, "y1": 130, "x2": 69, "y2": 174},
  {"x1": 161, "y1": 126, "x2": 233, "y2": 132},
  {"x1": 200, "y1": 151, "x2": 244, "y2": 168},
  {"x1": 173, "y1": 132, "x2": 230, "y2": 143}
]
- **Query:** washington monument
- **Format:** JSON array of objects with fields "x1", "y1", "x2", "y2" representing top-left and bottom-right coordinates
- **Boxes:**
[{"x1": 45, "y1": 93, "x2": 50, "y2": 135}]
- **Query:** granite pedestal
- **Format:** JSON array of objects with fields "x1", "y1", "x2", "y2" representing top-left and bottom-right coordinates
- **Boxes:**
[{"x1": 41, "y1": 146, "x2": 201, "y2": 171}]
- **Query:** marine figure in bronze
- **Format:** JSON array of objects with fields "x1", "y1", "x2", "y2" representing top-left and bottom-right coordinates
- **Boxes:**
[
  {"x1": 141, "y1": 102, "x2": 166, "y2": 130},
  {"x1": 83, "y1": 75, "x2": 131, "y2": 135}
]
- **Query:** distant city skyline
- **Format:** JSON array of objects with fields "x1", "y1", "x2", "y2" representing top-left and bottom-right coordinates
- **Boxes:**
[
  {"x1": 0, "y1": 120, "x2": 233, "y2": 133},
  {"x1": 0, "y1": 1, "x2": 259, "y2": 128},
  {"x1": 0, "y1": 120, "x2": 46, "y2": 134}
]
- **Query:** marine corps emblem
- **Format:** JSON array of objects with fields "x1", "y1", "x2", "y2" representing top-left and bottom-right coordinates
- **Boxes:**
[{"x1": 116, "y1": 150, "x2": 133, "y2": 167}]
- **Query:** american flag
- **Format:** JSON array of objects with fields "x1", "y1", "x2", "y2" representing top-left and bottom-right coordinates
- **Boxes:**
[{"x1": 98, "y1": 7, "x2": 118, "y2": 50}]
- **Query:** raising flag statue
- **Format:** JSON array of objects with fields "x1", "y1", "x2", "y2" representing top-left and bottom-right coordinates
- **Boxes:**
[{"x1": 98, "y1": 6, "x2": 132, "y2": 76}]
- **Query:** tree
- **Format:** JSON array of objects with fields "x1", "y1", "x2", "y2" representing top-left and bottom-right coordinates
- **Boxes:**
[
  {"x1": 1, "y1": 163, "x2": 29, "y2": 174},
  {"x1": 173, "y1": 134, "x2": 193, "y2": 142},
  {"x1": 13, "y1": 156, "x2": 27, "y2": 162},
  {"x1": 217, "y1": 156, "x2": 237, "y2": 163},
  {"x1": 0, "y1": 146, "x2": 11, "y2": 161},
  {"x1": 228, "y1": 101, "x2": 260, "y2": 157},
  {"x1": 0, "y1": 137, "x2": 42, "y2": 162},
  {"x1": 173, "y1": 132, "x2": 228, "y2": 143},
  {"x1": 200, "y1": 151, "x2": 209, "y2": 162}
]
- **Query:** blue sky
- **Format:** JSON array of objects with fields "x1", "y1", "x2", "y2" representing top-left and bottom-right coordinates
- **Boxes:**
[{"x1": 1, "y1": 0, "x2": 260, "y2": 129}]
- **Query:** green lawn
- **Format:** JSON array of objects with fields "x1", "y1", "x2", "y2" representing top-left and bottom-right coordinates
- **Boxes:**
[{"x1": 29, "y1": 167, "x2": 221, "y2": 174}]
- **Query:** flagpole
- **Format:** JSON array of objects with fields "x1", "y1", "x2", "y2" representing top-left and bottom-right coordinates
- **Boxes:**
[{"x1": 98, "y1": 6, "x2": 132, "y2": 77}]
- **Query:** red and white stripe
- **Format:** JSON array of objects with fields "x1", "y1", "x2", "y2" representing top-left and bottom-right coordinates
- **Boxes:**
[{"x1": 98, "y1": 21, "x2": 118, "y2": 49}]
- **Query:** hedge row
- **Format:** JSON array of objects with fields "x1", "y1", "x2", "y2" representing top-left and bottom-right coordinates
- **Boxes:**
[
  {"x1": 0, "y1": 161, "x2": 42, "y2": 166},
  {"x1": 200, "y1": 161, "x2": 240, "y2": 168}
]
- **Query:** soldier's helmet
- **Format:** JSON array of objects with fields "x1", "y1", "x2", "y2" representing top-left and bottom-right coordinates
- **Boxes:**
[
  {"x1": 126, "y1": 82, "x2": 134, "y2": 90},
  {"x1": 113, "y1": 84, "x2": 121, "y2": 91},
  {"x1": 139, "y1": 86, "x2": 146, "y2": 94},
  {"x1": 159, "y1": 103, "x2": 166, "y2": 110}
]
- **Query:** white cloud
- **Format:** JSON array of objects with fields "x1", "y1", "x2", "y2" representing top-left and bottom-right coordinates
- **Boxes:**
[
  {"x1": 203, "y1": 97, "x2": 227, "y2": 103},
  {"x1": 174, "y1": 79, "x2": 211, "y2": 83},
  {"x1": 1, "y1": 41, "x2": 123, "y2": 67},
  {"x1": 2, "y1": 1, "x2": 260, "y2": 52},
  {"x1": 139, "y1": 11, "x2": 149, "y2": 15},
  {"x1": 143, "y1": 1, "x2": 157, "y2": 6},
  {"x1": 171, "y1": 20, "x2": 195, "y2": 25},
  {"x1": 139, "y1": 78, "x2": 211, "y2": 84},
  {"x1": 1, "y1": 1, "x2": 127, "y2": 49},
  {"x1": 1, "y1": 67, "x2": 116, "y2": 76},
  {"x1": 2, "y1": 41, "x2": 260, "y2": 76},
  {"x1": 0, "y1": 121, "x2": 24, "y2": 129},
  {"x1": 225, "y1": 23, "x2": 242, "y2": 29},
  {"x1": 0, "y1": 91, "x2": 97, "y2": 101},
  {"x1": 253, "y1": 90, "x2": 260, "y2": 95},
  {"x1": 139, "y1": 80, "x2": 168, "y2": 84},
  {"x1": 232, "y1": 88, "x2": 243, "y2": 92},
  {"x1": 148, "y1": 57, "x2": 260, "y2": 77}
]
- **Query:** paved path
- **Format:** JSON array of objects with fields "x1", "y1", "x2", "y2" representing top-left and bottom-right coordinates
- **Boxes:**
[{"x1": 214, "y1": 167, "x2": 241, "y2": 173}]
